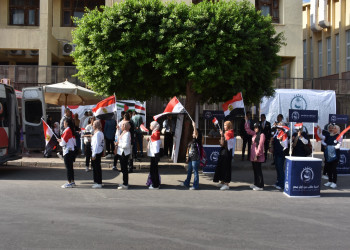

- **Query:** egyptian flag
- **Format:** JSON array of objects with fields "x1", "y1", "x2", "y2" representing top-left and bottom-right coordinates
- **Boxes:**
[
  {"x1": 336, "y1": 125, "x2": 350, "y2": 141},
  {"x1": 140, "y1": 123, "x2": 149, "y2": 133},
  {"x1": 42, "y1": 119, "x2": 58, "y2": 156},
  {"x1": 225, "y1": 129, "x2": 236, "y2": 153},
  {"x1": 212, "y1": 117, "x2": 219, "y2": 126},
  {"x1": 294, "y1": 123, "x2": 303, "y2": 130},
  {"x1": 222, "y1": 92, "x2": 245, "y2": 117},
  {"x1": 314, "y1": 127, "x2": 321, "y2": 142},
  {"x1": 92, "y1": 96, "x2": 116, "y2": 119},
  {"x1": 153, "y1": 97, "x2": 186, "y2": 121},
  {"x1": 277, "y1": 130, "x2": 289, "y2": 150},
  {"x1": 148, "y1": 130, "x2": 161, "y2": 156},
  {"x1": 135, "y1": 103, "x2": 146, "y2": 115}
]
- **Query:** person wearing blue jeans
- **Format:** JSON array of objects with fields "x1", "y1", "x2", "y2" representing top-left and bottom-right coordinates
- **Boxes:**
[{"x1": 181, "y1": 121, "x2": 202, "y2": 190}]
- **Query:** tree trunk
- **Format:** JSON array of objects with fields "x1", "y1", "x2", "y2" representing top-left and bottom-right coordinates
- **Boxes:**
[{"x1": 178, "y1": 81, "x2": 200, "y2": 162}]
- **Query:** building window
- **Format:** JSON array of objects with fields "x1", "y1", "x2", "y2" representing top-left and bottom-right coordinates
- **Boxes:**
[
  {"x1": 303, "y1": 40, "x2": 307, "y2": 78},
  {"x1": 255, "y1": 0, "x2": 279, "y2": 23},
  {"x1": 336, "y1": 34, "x2": 339, "y2": 74},
  {"x1": 318, "y1": 40, "x2": 322, "y2": 77},
  {"x1": 62, "y1": 0, "x2": 104, "y2": 27},
  {"x1": 347, "y1": 30, "x2": 350, "y2": 71},
  {"x1": 310, "y1": 38, "x2": 313, "y2": 78},
  {"x1": 326, "y1": 37, "x2": 331, "y2": 75},
  {"x1": 9, "y1": 0, "x2": 39, "y2": 26}
]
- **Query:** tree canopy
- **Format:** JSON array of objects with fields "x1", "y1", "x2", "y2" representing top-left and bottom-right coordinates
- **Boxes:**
[{"x1": 72, "y1": 0, "x2": 284, "y2": 104}]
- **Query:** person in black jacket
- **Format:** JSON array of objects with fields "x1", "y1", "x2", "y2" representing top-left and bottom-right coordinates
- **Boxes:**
[
  {"x1": 259, "y1": 114, "x2": 271, "y2": 162},
  {"x1": 240, "y1": 111, "x2": 253, "y2": 161},
  {"x1": 291, "y1": 123, "x2": 310, "y2": 157}
]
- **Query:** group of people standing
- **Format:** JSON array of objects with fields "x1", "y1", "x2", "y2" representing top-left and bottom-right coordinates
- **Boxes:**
[{"x1": 57, "y1": 107, "x2": 343, "y2": 191}]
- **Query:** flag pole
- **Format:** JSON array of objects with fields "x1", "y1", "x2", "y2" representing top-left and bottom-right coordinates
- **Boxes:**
[
  {"x1": 312, "y1": 122, "x2": 315, "y2": 158},
  {"x1": 289, "y1": 122, "x2": 293, "y2": 157},
  {"x1": 185, "y1": 109, "x2": 194, "y2": 123},
  {"x1": 240, "y1": 92, "x2": 247, "y2": 117}
]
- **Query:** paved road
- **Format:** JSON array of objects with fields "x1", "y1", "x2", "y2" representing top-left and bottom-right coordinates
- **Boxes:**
[{"x1": 0, "y1": 165, "x2": 350, "y2": 250}]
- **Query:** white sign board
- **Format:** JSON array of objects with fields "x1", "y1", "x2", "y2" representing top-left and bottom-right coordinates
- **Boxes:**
[{"x1": 260, "y1": 89, "x2": 336, "y2": 134}]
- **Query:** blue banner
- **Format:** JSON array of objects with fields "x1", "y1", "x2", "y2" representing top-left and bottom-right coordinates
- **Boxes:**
[
  {"x1": 203, "y1": 110, "x2": 225, "y2": 121},
  {"x1": 337, "y1": 148, "x2": 350, "y2": 175},
  {"x1": 284, "y1": 157, "x2": 322, "y2": 197},
  {"x1": 202, "y1": 145, "x2": 221, "y2": 173},
  {"x1": 329, "y1": 114, "x2": 349, "y2": 124},
  {"x1": 289, "y1": 109, "x2": 318, "y2": 123}
]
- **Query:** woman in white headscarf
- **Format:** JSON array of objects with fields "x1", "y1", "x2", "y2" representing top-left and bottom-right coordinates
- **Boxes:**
[{"x1": 147, "y1": 121, "x2": 162, "y2": 189}]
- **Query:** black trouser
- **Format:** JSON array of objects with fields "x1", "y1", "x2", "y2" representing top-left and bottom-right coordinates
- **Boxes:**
[
  {"x1": 323, "y1": 161, "x2": 329, "y2": 175},
  {"x1": 150, "y1": 156, "x2": 160, "y2": 188},
  {"x1": 64, "y1": 150, "x2": 75, "y2": 182},
  {"x1": 264, "y1": 139, "x2": 270, "y2": 162},
  {"x1": 242, "y1": 136, "x2": 252, "y2": 159},
  {"x1": 327, "y1": 160, "x2": 338, "y2": 183},
  {"x1": 105, "y1": 138, "x2": 115, "y2": 155},
  {"x1": 85, "y1": 142, "x2": 92, "y2": 167},
  {"x1": 252, "y1": 161, "x2": 264, "y2": 188},
  {"x1": 113, "y1": 153, "x2": 120, "y2": 168},
  {"x1": 120, "y1": 152, "x2": 129, "y2": 186},
  {"x1": 164, "y1": 132, "x2": 173, "y2": 157},
  {"x1": 92, "y1": 152, "x2": 103, "y2": 184}
]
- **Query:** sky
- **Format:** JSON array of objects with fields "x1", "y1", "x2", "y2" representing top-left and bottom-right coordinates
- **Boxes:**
[{"x1": 303, "y1": 0, "x2": 310, "y2": 3}]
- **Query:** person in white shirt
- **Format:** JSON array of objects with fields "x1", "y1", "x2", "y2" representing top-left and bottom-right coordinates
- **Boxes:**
[
  {"x1": 57, "y1": 118, "x2": 76, "y2": 188},
  {"x1": 116, "y1": 121, "x2": 131, "y2": 190},
  {"x1": 83, "y1": 116, "x2": 96, "y2": 172},
  {"x1": 91, "y1": 120, "x2": 104, "y2": 188}
]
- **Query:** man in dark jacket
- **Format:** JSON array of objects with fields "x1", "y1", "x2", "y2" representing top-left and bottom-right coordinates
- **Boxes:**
[
  {"x1": 240, "y1": 111, "x2": 253, "y2": 161},
  {"x1": 259, "y1": 114, "x2": 271, "y2": 162}
]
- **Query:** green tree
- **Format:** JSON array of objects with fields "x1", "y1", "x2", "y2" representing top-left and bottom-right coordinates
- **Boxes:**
[{"x1": 72, "y1": 0, "x2": 284, "y2": 160}]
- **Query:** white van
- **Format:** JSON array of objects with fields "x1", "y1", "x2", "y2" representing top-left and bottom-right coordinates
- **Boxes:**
[
  {"x1": 21, "y1": 87, "x2": 46, "y2": 151},
  {"x1": 0, "y1": 83, "x2": 22, "y2": 165}
]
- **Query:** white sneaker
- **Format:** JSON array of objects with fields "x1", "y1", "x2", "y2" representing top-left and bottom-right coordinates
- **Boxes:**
[
  {"x1": 112, "y1": 166, "x2": 117, "y2": 171},
  {"x1": 71, "y1": 182, "x2": 76, "y2": 187},
  {"x1": 324, "y1": 182, "x2": 332, "y2": 187},
  {"x1": 61, "y1": 183, "x2": 73, "y2": 188},
  {"x1": 149, "y1": 185, "x2": 159, "y2": 190},
  {"x1": 85, "y1": 166, "x2": 89, "y2": 172},
  {"x1": 249, "y1": 184, "x2": 256, "y2": 189},
  {"x1": 57, "y1": 152, "x2": 63, "y2": 160},
  {"x1": 189, "y1": 187, "x2": 197, "y2": 190},
  {"x1": 92, "y1": 184, "x2": 102, "y2": 189},
  {"x1": 253, "y1": 187, "x2": 263, "y2": 191},
  {"x1": 220, "y1": 184, "x2": 229, "y2": 191},
  {"x1": 330, "y1": 182, "x2": 337, "y2": 189},
  {"x1": 216, "y1": 183, "x2": 224, "y2": 188},
  {"x1": 322, "y1": 175, "x2": 329, "y2": 180},
  {"x1": 118, "y1": 184, "x2": 128, "y2": 190},
  {"x1": 274, "y1": 185, "x2": 282, "y2": 190}
]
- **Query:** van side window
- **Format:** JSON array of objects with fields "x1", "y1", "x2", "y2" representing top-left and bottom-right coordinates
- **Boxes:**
[
  {"x1": 0, "y1": 101, "x2": 9, "y2": 127},
  {"x1": 25, "y1": 100, "x2": 42, "y2": 124}
]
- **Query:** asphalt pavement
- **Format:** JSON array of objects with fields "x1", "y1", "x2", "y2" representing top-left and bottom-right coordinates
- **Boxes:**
[{"x1": 0, "y1": 153, "x2": 350, "y2": 249}]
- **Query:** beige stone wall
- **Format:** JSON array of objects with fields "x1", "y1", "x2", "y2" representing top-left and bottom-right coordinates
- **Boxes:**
[{"x1": 0, "y1": 0, "x2": 302, "y2": 83}]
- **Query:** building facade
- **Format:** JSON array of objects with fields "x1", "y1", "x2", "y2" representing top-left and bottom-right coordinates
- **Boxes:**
[
  {"x1": 0, "y1": 0, "x2": 303, "y2": 119},
  {"x1": 303, "y1": 0, "x2": 350, "y2": 115}
]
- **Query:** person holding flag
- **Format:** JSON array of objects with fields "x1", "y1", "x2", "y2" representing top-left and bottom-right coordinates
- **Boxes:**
[
  {"x1": 147, "y1": 121, "x2": 162, "y2": 189},
  {"x1": 271, "y1": 123, "x2": 289, "y2": 190},
  {"x1": 213, "y1": 121, "x2": 235, "y2": 191},
  {"x1": 317, "y1": 123, "x2": 342, "y2": 189},
  {"x1": 291, "y1": 123, "x2": 310, "y2": 157},
  {"x1": 91, "y1": 120, "x2": 105, "y2": 189},
  {"x1": 57, "y1": 118, "x2": 76, "y2": 188},
  {"x1": 180, "y1": 121, "x2": 202, "y2": 190},
  {"x1": 244, "y1": 118, "x2": 265, "y2": 191}
]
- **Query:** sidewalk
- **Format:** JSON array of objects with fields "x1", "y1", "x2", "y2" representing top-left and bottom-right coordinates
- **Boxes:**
[{"x1": 7, "y1": 150, "x2": 326, "y2": 171}]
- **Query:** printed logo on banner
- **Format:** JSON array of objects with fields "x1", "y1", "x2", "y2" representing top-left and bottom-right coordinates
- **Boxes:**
[
  {"x1": 210, "y1": 151, "x2": 220, "y2": 162},
  {"x1": 204, "y1": 111, "x2": 212, "y2": 119},
  {"x1": 300, "y1": 167, "x2": 314, "y2": 183},
  {"x1": 339, "y1": 154, "x2": 346, "y2": 166},
  {"x1": 285, "y1": 181, "x2": 289, "y2": 192},
  {"x1": 290, "y1": 95, "x2": 307, "y2": 110},
  {"x1": 330, "y1": 115, "x2": 337, "y2": 123},
  {"x1": 291, "y1": 111, "x2": 300, "y2": 121}
]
